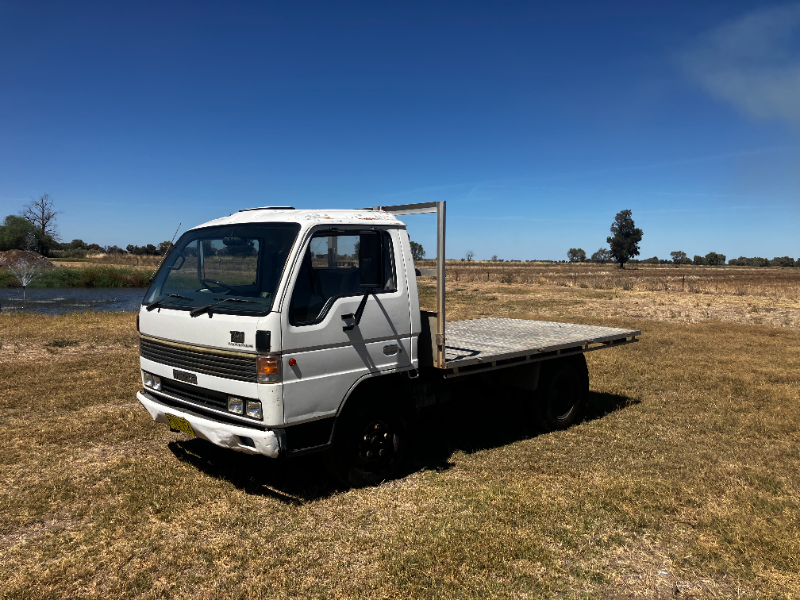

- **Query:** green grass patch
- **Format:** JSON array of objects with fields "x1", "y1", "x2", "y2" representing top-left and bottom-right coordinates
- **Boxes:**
[
  {"x1": 45, "y1": 339, "x2": 79, "y2": 348},
  {"x1": 0, "y1": 269, "x2": 17, "y2": 287},
  {"x1": 2, "y1": 266, "x2": 155, "y2": 289},
  {"x1": 49, "y1": 258, "x2": 92, "y2": 263}
]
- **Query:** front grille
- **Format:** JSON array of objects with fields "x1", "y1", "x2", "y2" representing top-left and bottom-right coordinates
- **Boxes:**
[
  {"x1": 140, "y1": 336, "x2": 257, "y2": 382},
  {"x1": 160, "y1": 378, "x2": 229, "y2": 412},
  {"x1": 150, "y1": 381, "x2": 263, "y2": 430}
]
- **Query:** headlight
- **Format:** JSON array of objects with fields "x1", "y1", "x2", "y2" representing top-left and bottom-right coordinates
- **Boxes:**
[
  {"x1": 143, "y1": 371, "x2": 153, "y2": 388},
  {"x1": 228, "y1": 396, "x2": 244, "y2": 415},
  {"x1": 246, "y1": 400, "x2": 263, "y2": 420},
  {"x1": 257, "y1": 356, "x2": 280, "y2": 383}
]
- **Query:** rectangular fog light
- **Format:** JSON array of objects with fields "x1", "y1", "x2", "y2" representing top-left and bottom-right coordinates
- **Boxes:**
[
  {"x1": 143, "y1": 371, "x2": 153, "y2": 388},
  {"x1": 246, "y1": 400, "x2": 263, "y2": 420},
  {"x1": 228, "y1": 396, "x2": 244, "y2": 415},
  {"x1": 152, "y1": 375, "x2": 161, "y2": 391}
]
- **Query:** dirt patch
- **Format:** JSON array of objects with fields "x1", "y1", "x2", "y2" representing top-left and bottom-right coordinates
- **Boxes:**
[
  {"x1": 596, "y1": 534, "x2": 751, "y2": 598},
  {"x1": 0, "y1": 250, "x2": 54, "y2": 268}
]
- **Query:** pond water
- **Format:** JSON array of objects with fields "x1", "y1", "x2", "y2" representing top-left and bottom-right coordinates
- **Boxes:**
[{"x1": 0, "y1": 288, "x2": 146, "y2": 315}]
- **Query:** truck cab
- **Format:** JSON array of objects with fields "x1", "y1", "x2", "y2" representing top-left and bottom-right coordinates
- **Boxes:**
[{"x1": 137, "y1": 207, "x2": 422, "y2": 479}]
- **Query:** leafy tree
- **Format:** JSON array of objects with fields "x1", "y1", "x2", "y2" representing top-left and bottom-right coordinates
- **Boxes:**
[
  {"x1": 693, "y1": 255, "x2": 707, "y2": 265},
  {"x1": 606, "y1": 210, "x2": 643, "y2": 269},
  {"x1": 670, "y1": 250, "x2": 687, "y2": 264},
  {"x1": 771, "y1": 256, "x2": 795, "y2": 267},
  {"x1": 491, "y1": 255, "x2": 498, "y2": 261},
  {"x1": 126, "y1": 243, "x2": 160, "y2": 256},
  {"x1": 69, "y1": 239, "x2": 87, "y2": 250},
  {"x1": 158, "y1": 241, "x2": 175, "y2": 255},
  {"x1": 641, "y1": 256, "x2": 660, "y2": 265},
  {"x1": 705, "y1": 252, "x2": 726, "y2": 266},
  {"x1": 0, "y1": 215, "x2": 36, "y2": 251},
  {"x1": 567, "y1": 248, "x2": 586, "y2": 263},
  {"x1": 409, "y1": 240, "x2": 425, "y2": 261},
  {"x1": 591, "y1": 248, "x2": 612, "y2": 263}
]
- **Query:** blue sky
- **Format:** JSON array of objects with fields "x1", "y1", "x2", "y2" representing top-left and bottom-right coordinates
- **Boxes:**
[{"x1": 1, "y1": 1, "x2": 798, "y2": 261}]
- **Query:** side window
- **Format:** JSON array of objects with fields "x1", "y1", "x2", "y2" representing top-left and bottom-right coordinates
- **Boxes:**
[{"x1": 290, "y1": 230, "x2": 396, "y2": 325}]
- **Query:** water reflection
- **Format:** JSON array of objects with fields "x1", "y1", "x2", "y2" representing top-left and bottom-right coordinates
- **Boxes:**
[{"x1": 0, "y1": 288, "x2": 146, "y2": 315}]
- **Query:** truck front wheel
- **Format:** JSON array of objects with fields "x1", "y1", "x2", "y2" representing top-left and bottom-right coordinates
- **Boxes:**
[
  {"x1": 533, "y1": 355, "x2": 589, "y2": 431},
  {"x1": 325, "y1": 401, "x2": 409, "y2": 487}
]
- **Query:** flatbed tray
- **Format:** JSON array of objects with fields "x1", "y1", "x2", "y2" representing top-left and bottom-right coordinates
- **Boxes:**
[{"x1": 440, "y1": 317, "x2": 639, "y2": 374}]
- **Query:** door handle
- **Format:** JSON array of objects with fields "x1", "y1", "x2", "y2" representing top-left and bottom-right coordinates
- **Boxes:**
[{"x1": 383, "y1": 344, "x2": 400, "y2": 356}]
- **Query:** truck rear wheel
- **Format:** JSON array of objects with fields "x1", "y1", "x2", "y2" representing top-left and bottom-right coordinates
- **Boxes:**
[
  {"x1": 533, "y1": 355, "x2": 589, "y2": 431},
  {"x1": 325, "y1": 401, "x2": 409, "y2": 487}
]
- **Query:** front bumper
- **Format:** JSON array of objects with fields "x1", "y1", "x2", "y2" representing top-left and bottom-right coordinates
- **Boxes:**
[{"x1": 137, "y1": 390, "x2": 284, "y2": 458}]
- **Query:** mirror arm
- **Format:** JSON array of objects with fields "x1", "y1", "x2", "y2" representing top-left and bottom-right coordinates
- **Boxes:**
[{"x1": 353, "y1": 291, "x2": 372, "y2": 326}]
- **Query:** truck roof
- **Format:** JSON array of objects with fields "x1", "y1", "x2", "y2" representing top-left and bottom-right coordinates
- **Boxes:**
[{"x1": 191, "y1": 208, "x2": 406, "y2": 231}]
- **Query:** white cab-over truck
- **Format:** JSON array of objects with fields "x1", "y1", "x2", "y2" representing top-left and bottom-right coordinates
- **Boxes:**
[{"x1": 137, "y1": 202, "x2": 639, "y2": 485}]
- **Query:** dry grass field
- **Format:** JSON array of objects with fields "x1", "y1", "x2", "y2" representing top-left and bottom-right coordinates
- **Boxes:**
[
  {"x1": 1, "y1": 265, "x2": 799, "y2": 599},
  {"x1": 50, "y1": 254, "x2": 163, "y2": 270}
]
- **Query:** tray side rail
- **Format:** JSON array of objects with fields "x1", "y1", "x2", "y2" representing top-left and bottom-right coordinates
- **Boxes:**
[{"x1": 440, "y1": 331, "x2": 640, "y2": 379}]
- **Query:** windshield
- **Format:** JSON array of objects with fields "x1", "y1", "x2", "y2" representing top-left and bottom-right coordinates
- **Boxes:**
[{"x1": 143, "y1": 223, "x2": 300, "y2": 315}]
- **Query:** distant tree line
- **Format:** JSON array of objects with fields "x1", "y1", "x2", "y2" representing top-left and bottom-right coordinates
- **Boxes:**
[
  {"x1": 0, "y1": 194, "x2": 174, "y2": 258},
  {"x1": 567, "y1": 250, "x2": 797, "y2": 267},
  {"x1": 3, "y1": 197, "x2": 796, "y2": 268},
  {"x1": 563, "y1": 209, "x2": 796, "y2": 268},
  {"x1": 728, "y1": 256, "x2": 796, "y2": 267}
]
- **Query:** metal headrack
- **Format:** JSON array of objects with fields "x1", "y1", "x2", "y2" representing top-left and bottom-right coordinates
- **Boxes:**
[{"x1": 368, "y1": 201, "x2": 447, "y2": 368}]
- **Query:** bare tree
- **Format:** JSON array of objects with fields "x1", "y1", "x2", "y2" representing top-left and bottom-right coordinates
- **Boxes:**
[
  {"x1": 21, "y1": 194, "x2": 59, "y2": 243},
  {"x1": 465, "y1": 250, "x2": 475, "y2": 261}
]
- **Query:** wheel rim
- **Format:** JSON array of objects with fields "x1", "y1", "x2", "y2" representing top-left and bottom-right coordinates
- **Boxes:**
[
  {"x1": 549, "y1": 371, "x2": 578, "y2": 422},
  {"x1": 354, "y1": 418, "x2": 396, "y2": 472}
]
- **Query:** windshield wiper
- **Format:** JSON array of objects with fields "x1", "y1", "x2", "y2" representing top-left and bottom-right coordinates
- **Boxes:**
[
  {"x1": 190, "y1": 297, "x2": 255, "y2": 318},
  {"x1": 145, "y1": 294, "x2": 193, "y2": 312}
]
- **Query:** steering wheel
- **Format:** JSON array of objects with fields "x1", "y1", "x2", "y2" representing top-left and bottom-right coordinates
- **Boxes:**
[{"x1": 199, "y1": 278, "x2": 234, "y2": 293}]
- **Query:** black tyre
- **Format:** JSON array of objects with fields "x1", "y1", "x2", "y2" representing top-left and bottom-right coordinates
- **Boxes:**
[
  {"x1": 325, "y1": 401, "x2": 409, "y2": 487},
  {"x1": 533, "y1": 355, "x2": 589, "y2": 431}
]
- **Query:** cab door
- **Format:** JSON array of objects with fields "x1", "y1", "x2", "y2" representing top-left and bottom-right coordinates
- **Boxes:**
[{"x1": 279, "y1": 228, "x2": 412, "y2": 424}]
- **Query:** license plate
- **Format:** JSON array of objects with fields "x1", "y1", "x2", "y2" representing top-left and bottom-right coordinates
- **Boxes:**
[{"x1": 166, "y1": 414, "x2": 195, "y2": 437}]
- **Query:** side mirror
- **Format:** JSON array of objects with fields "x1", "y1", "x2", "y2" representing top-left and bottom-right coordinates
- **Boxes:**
[
  {"x1": 168, "y1": 253, "x2": 186, "y2": 271},
  {"x1": 358, "y1": 232, "x2": 384, "y2": 289}
]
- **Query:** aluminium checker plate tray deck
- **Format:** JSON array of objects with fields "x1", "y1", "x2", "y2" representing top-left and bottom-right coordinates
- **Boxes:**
[{"x1": 441, "y1": 317, "x2": 640, "y2": 375}]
